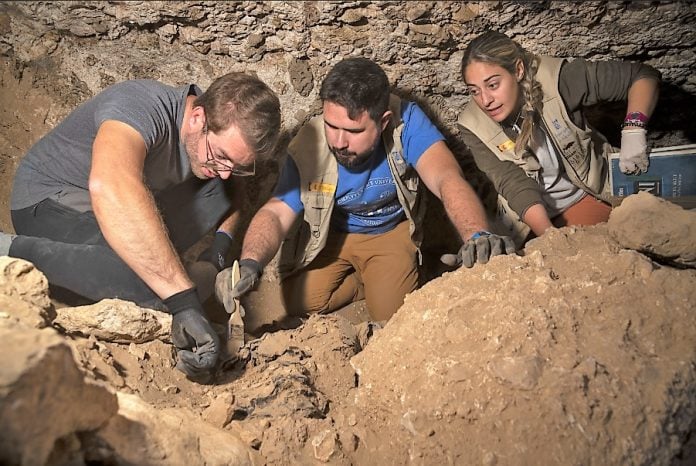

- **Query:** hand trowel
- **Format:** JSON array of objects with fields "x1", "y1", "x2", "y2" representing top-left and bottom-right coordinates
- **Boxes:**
[{"x1": 224, "y1": 260, "x2": 246, "y2": 359}]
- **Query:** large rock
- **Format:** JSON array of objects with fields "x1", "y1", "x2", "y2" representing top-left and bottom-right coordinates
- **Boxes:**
[
  {"x1": 0, "y1": 256, "x2": 53, "y2": 328},
  {"x1": 92, "y1": 392, "x2": 258, "y2": 466},
  {"x1": 608, "y1": 192, "x2": 696, "y2": 268},
  {"x1": 0, "y1": 320, "x2": 118, "y2": 466},
  {"x1": 55, "y1": 298, "x2": 171, "y2": 343},
  {"x1": 350, "y1": 225, "x2": 696, "y2": 465}
]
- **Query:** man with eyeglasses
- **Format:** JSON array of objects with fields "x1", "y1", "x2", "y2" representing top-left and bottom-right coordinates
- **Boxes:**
[
  {"x1": 2, "y1": 72, "x2": 281, "y2": 379},
  {"x1": 217, "y1": 58, "x2": 515, "y2": 324}
]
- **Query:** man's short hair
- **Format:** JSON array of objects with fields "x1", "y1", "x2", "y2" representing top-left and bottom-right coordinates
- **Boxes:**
[
  {"x1": 195, "y1": 72, "x2": 281, "y2": 161},
  {"x1": 319, "y1": 58, "x2": 390, "y2": 123}
]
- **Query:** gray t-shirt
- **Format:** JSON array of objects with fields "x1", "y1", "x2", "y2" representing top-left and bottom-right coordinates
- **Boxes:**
[
  {"x1": 529, "y1": 124, "x2": 584, "y2": 217},
  {"x1": 11, "y1": 80, "x2": 201, "y2": 212}
]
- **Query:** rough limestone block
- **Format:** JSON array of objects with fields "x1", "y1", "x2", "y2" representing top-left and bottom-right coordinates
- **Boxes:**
[
  {"x1": 608, "y1": 191, "x2": 696, "y2": 267},
  {"x1": 55, "y1": 298, "x2": 171, "y2": 343},
  {"x1": 0, "y1": 320, "x2": 118, "y2": 466},
  {"x1": 0, "y1": 256, "x2": 53, "y2": 327},
  {"x1": 95, "y1": 391, "x2": 257, "y2": 466},
  {"x1": 0, "y1": 294, "x2": 50, "y2": 329}
]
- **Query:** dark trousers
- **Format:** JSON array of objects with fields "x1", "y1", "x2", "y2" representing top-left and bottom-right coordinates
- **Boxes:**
[{"x1": 10, "y1": 177, "x2": 234, "y2": 309}]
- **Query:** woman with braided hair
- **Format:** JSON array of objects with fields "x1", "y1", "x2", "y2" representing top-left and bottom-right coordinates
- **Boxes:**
[{"x1": 457, "y1": 30, "x2": 661, "y2": 245}]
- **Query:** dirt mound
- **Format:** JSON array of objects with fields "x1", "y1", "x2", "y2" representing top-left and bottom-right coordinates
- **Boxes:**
[
  {"x1": 352, "y1": 223, "x2": 696, "y2": 465},
  {"x1": 1, "y1": 193, "x2": 695, "y2": 465}
]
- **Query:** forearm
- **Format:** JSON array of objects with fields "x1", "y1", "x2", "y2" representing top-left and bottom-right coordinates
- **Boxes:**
[
  {"x1": 439, "y1": 175, "x2": 490, "y2": 241},
  {"x1": 625, "y1": 77, "x2": 659, "y2": 125},
  {"x1": 92, "y1": 182, "x2": 192, "y2": 299},
  {"x1": 240, "y1": 204, "x2": 288, "y2": 267},
  {"x1": 416, "y1": 140, "x2": 489, "y2": 240},
  {"x1": 217, "y1": 209, "x2": 240, "y2": 236},
  {"x1": 522, "y1": 203, "x2": 553, "y2": 236}
]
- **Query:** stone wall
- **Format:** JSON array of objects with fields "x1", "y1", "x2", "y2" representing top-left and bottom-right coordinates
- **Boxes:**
[
  {"x1": 0, "y1": 1, "x2": 694, "y2": 238},
  {"x1": 2, "y1": 1, "x2": 694, "y2": 139}
]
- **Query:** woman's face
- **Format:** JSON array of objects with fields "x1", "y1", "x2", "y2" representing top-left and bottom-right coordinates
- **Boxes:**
[{"x1": 463, "y1": 60, "x2": 523, "y2": 123}]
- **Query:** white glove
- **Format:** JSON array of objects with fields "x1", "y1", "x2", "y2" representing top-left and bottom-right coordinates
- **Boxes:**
[{"x1": 619, "y1": 128, "x2": 648, "y2": 175}]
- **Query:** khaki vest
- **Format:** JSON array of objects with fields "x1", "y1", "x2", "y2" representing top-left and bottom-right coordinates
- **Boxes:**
[
  {"x1": 277, "y1": 95, "x2": 425, "y2": 277},
  {"x1": 458, "y1": 56, "x2": 615, "y2": 244}
]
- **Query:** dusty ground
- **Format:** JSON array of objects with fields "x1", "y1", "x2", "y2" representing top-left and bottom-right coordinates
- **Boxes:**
[
  {"x1": 1, "y1": 57, "x2": 695, "y2": 466},
  {"x1": 2, "y1": 204, "x2": 695, "y2": 465}
]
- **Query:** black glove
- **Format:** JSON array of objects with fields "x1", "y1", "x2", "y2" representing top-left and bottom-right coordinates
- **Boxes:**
[
  {"x1": 164, "y1": 287, "x2": 220, "y2": 378},
  {"x1": 215, "y1": 258, "x2": 262, "y2": 308},
  {"x1": 198, "y1": 231, "x2": 235, "y2": 272},
  {"x1": 440, "y1": 231, "x2": 517, "y2": 269}
]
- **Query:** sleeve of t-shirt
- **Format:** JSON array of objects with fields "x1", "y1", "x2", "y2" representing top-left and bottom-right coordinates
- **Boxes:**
[
  {"x1": 399, "y1": 101, "x2": 446, "y2": 166},
  {"x1": 272, "y1": 155, "x2": 304, "y2": 213},
  {"x1": 92, "y1": 81, "x2": 172, "y2": 150},
  {"x1": 558, "y1": 59, "x2": 662, "y2": 113}
]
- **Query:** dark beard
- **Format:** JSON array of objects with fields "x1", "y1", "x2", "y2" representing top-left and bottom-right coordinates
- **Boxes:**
[{"x1": 331, "y1": 147, "x2": 373, "y2": 168}]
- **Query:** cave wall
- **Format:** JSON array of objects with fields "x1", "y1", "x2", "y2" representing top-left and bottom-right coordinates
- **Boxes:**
[
  {"x1": 0, "y1": 1, "x2": 694, "y2": 236},
  {"x1": 3, "y1": 1, "x2": 694, "y2": 132}
]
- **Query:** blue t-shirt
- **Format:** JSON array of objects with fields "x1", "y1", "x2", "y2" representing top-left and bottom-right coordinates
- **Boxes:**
[{"x1": 274, "y1": 101, "x2": 444, "y2": 234}]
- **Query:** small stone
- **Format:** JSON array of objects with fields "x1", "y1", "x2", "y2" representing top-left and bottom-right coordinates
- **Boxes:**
[
  {"x1": 127, "y1": 342, "x2": 148, "y2": 360},
  {"x1": 164, "y1": 385, "x2": 179, "y2": 395},
  {"x1": 311, "y1": 429, "x2": 338, "y2": 463},
  {"x1": 202, "y1": 392, "x2": 235, "y2": 428},
  {"x1": 238, "y1": 429, "x2": 262, "y2": 449}
]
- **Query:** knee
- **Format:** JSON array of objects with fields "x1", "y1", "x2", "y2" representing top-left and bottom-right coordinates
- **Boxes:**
[
  {"x1": 364, "y1": 291, "x2": 405, "y2": 322},
  {"x1": 280, "y1": 280, "x2": 329, "y2": 316}
]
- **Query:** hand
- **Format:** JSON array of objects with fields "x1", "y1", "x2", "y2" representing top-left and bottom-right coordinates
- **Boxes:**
[
  {"x1": 440, "y1": 231, "x2": 517, "y2": 269},
  {"x1": 198, "y1": 231, "x2": 235, "y2": 272},
  {"x1": 164, "y1": 288, "x2": 220, "y2": 378},
  {"x1": 619, "y1": 128, "x2": 649, "y2": 175},
  {"x1": 215, "y1": 258, "x2": 262, "y2": 309}
]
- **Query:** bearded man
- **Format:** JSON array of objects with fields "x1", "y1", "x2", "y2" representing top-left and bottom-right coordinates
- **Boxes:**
[{"x1": 219, "y1": 58, "x2": 515, "y2": 322}]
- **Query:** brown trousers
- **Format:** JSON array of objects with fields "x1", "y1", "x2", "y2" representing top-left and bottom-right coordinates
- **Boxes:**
[{"x1": 281, "y1": 220, "x2": 419, "y2": 321}]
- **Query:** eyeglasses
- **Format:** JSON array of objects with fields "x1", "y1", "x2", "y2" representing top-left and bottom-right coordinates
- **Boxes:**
[{"x1": 202, "y1": 127, "x2": 256, "y2": 177}]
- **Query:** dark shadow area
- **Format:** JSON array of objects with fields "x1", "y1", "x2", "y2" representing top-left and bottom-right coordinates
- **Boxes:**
[
  {"x1": 49, "y1": 285, "x2": 94, "y2": 308},
  {"x1": 584, "y1": 81, "x2": 696, "y2": 148}
]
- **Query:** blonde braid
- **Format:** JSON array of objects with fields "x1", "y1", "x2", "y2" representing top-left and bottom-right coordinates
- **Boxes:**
[{"x1": 514, "y1": 52, "x2": 544, "y2": 156}]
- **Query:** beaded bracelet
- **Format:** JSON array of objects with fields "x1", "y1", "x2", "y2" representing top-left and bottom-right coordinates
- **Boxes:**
[{"x1": 621, "y1": 111, "x2": 649, "y2": 129}]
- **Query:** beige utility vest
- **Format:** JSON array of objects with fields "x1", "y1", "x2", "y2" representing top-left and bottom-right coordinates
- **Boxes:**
[
  {"x1": 277, "y1": 95, "x2": 425, "y2": 277},
  {"x1": 457, "y1": 56, "x2": 614, "y2": 243}
]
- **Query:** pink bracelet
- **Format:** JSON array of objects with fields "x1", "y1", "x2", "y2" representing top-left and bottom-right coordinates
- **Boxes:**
[{"x1": 622, "y1": 111, "x2": 649, "y2": 129}]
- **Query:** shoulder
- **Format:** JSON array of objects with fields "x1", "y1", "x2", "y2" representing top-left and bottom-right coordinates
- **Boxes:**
[
  {"x1": 288, "y1": 114, "x2": 326, "y2": 154},
  {"x1": 102, "y1": 79, "x2": 176, "y2": 94},
  {"x1": 558, "y1": 58, "x2": 590, "y2": 80},
  {"x1": 398, "y1": 100, "x2": 441, "y2": 136},
  {"x1": 93, "y1": 80, "x2": 186, "y2": 146},
  {"x1": 399, "y1": 100, "x2": 429, "y2": 123},
  {"x1": 457, "y1": 101, "x2": 484, "y2": 128},
  {"x1": 97, "y1": 80, "x2": 184, "y2": 106}
]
